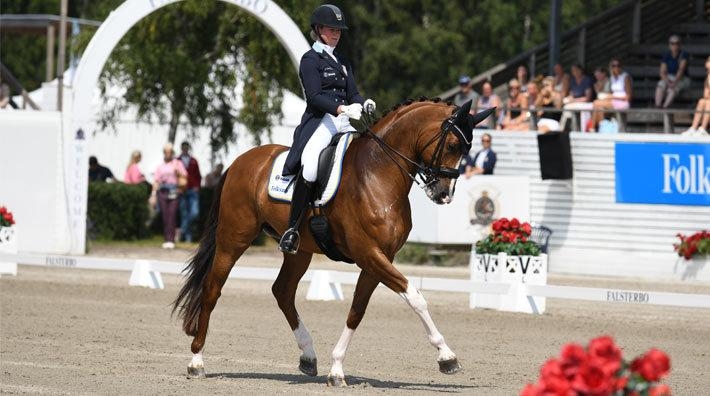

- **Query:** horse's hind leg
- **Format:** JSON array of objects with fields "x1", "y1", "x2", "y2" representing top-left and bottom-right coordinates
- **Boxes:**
[
  {"x1": 188, "y1": 222, "x2": 259, "y2": 378},
  {"x1": 271, "y1": 250, "x2": 316, "y2": 376}
]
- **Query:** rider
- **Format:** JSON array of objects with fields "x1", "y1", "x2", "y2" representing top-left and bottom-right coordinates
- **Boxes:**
[{"x1": 279, "y1": 4, "x2": 376, "y2": 254}]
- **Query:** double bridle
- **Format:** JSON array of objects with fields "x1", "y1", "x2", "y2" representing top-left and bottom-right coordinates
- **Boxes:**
[{"x1": 362, "y1": 107, "x2": 471, "y2": 189}]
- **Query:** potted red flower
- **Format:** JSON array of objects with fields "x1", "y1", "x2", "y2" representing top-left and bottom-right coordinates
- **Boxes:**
[
  {"x1": 471, "y1": 218, "x2": 548, "y2": 313},
  {"x1": 672, "y1": 230, "x2": 709, "y2": 282},
  {"x1": 0, "y1": 205, "x2": 17, "y2": 275},
  {"x1": 521, "y1": 336, "x2": 671, "y2": 396}
]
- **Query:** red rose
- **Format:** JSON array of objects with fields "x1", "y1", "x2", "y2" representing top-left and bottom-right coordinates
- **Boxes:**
[
  {"x1": 614, "y1": 375, "x2": 628, "y2": 391},
  {"x1": 588, "y1": 336, "x2": 622, "y2": 374},
  {"x1": 521, "y1": 235, "x2": 528, "y2": 243},
  {"x1": 649, "y1": 384, "x2": 671, "y2": 396},
  {"x1": 571, "y1": 357, "x2": 614, "y2": 396},
  {"x1": 631, "y1": 349, "x2": 671, "y2": 382},
  {"x1": 519, "y1": 383, "x2": 543, "y2": 396},
  {"x1": 510, "y1": 218, "x2": 520, "y2": 229},
  {"x1": 560, "y1": 343, "x2": 586, "y2": 380},
  {"x1": 499, "y1": 218, "x2": 510, "y2": 231},
  {"x1": 540, "y1": 358, "x2": 565, "y2": 381},
  {"x1": 538, "y1": 359, "x2": 573, "y2": 396},
  {"x1": 522, "y1": 222, "x2": 532, "y2": 235},
  {"x1": 492, "y1": 221, "x2": 502, "y2": 233},
  {"x1": 0, "y1": 206, "x2": 6, "y2": 215}
]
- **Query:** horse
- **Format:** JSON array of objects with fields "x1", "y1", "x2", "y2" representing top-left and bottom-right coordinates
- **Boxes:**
[{"x1": 172, "y1": 98, "x2": 492, "y2": 386}]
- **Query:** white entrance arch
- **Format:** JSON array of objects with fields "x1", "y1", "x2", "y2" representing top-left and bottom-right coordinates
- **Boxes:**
[{"x1": 65, "y1": 0, "x2": 310, "y2": 254}]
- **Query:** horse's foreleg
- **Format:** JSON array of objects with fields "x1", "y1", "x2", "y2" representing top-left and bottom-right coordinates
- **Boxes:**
[
  {"x1": 271, "y1": 251, "x2": 316, "y2": 376},
  {"x1": 399, "y1": 283, "x2": 461, "y2": 374},
  {"x1": 361, "y1": 250, "x2": 461, "y2": 375},
  {"x1": 327, "y1": 270, "x2": 379, "y2": 386}
]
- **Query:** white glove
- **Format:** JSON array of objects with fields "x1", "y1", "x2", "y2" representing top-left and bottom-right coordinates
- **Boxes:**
[
  {"x1": 364, "y1": 98, "x2": 377, "y2": 114},
  {"x1": 341, "y1": 103, "x2": 363, "y2": 120}
]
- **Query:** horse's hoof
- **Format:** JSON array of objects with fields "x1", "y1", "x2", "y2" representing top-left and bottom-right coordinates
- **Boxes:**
[
  {"x1": 327, "y1": 374, "x2": 347, "y2": 387},
  {"x1": 299, "y1": 356, "x2": 318, "y2": 377},
  {"x1": 187, "y1": 365, "x2": 206, "y2": 379},
  {"x1": 438, "y1": 357, "x2": 462, "y2": 374}
]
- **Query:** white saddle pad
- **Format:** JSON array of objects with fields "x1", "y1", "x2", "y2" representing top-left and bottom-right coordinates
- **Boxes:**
[{"x1": 268, "y1": 132, "x2": 355, "y2": 206}]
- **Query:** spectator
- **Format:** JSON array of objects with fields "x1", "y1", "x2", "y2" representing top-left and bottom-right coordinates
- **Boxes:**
[
  {"x1": 454, "y1": 75, "x2": 480, "y2": 112},
  {"x1": 683, "y1": 56, "x2": 710, "y2": 136},
  {"x1": 123, "y1": 150, "x2": 146, "y2": 184},
  {"x1": 526, "y1": 80, "x2": 540, "y2": 107},
  {"x1": 149, "y1": 143, "x2": 187, "y2": 249},
  {"x1": 552, "y1": 63, "x2": 570, "y2": 98},
  {"x1": 475, "y1": 81, "x2": 501, "y2": 128},
  {"x1": 593, "y1": 67, "x2": 611, "y2": 98},
  {"x1": 536, "y1": 77, "x2": 563, "y2": 132},
  {"x1": 178, "y1": 141, "x2": 202, "y2": 243},
  {"x1": 655, "y1": 35, "x2": 690, "y2": 108},
  {"x1": 464, "y1": 133, "x2": 497, "y2": 178},
  {"x1": 561, "y1": 64, "x2": 594, "y2": 131},
  {"x1": 88, "y1": 156, "x2": 115, "y2": 182},
  {"x1": 517, "y1": 64, "x2": 529, "y2": 93},
  {"x1": 590, "y1": 58, "x2": 632, "y2": 132},
  {"x1": 204, "y1": 163, "x2": 225, "y2": 188},
  {"x1": 499, "y1": 78, "x2": 529, "y2": 131}
]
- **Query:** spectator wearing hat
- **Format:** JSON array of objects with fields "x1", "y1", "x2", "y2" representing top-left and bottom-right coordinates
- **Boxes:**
[{"x1": 454, "y1": 75, "x2": 479, "y2": 112}]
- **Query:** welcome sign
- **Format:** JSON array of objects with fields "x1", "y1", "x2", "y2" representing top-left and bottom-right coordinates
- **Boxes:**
[{"x1": 615, "y1": 142, "x2": 710, "y2": 206}]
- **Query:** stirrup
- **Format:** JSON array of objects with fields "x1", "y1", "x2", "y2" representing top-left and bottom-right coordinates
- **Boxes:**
[{"x1": 279, "y1": 228, "x2": 300, "y2": 255}]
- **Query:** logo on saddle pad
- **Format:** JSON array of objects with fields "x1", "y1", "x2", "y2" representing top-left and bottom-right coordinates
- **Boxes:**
[{"x1": 267, "y1": 133, "x2": 355, "y2": 206}]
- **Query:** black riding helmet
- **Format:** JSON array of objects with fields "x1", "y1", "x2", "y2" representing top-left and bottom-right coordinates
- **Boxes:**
[{"x1": 310, "y1": 4, "x2": 348, "y2": 30}]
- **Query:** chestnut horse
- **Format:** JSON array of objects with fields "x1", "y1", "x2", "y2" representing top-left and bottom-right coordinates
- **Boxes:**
[{"x1": 173, "y1": 98, "x2": 489, "y2": 386}]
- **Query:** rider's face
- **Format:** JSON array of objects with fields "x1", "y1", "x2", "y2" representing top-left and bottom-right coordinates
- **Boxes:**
[{"x1": 319, "y1": 26, "x2": 341, "y2": 47}]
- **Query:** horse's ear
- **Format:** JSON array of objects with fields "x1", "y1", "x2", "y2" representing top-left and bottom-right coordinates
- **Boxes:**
[{"x1": 468, "y1": 107, "x2": 496, "y2": 129}]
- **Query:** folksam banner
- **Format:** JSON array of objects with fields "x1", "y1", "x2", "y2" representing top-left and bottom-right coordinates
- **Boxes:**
[{"x1": 615, "y1": 142, "x2": 710, "y2": 206}]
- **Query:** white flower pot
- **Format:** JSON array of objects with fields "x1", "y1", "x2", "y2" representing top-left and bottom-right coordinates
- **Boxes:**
[
  {"x1": 0, "y1": 226, "x2": 17, "y2": 276},
  {"x1": 673, "y1": 256, "x2": 710, "y2": 282},
  {"x1": 470, "y1": 251, "x2": 547, "y2": 313}
]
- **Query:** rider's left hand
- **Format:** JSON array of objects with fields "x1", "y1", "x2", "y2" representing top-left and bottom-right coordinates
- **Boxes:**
[{"x1": 364, "y1": 99, "x2": 376, "y2": 114}]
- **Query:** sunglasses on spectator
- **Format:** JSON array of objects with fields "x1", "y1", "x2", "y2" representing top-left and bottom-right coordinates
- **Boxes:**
[
  {"x1": 509, "y1": 85, "x2": 520, "y2": 90},
  {"x1": 481, "y1": 138, "x2": 491, "y2": 143}
]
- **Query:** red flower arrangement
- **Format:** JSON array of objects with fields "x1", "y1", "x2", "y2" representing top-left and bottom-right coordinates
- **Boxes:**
[
  {"x1": 475, "y1": 217, "x2": 541, "y2": 256},
  {"x1": 673, "y1": 230, "x2": 709, "y2": 260},
  {"x1": 521, "y1": 336, "x2": 671, "y2": 396},
  {"x1": 0, "y1": 206, "x2": 15, "y2": 228}
]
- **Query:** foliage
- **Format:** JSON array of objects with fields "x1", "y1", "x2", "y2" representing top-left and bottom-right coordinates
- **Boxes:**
[
  {"x1": 0, "y1": 206, "x2": 16, "y2": 227},
  {"x1": 521, "y1": 336, "x2": 671, "y2": 396},
  {"x1": 87, "y1": 182, "x2": 150, "y2": 240},
  {"x1": 3, "y1": 0, "x2": 622, "y2": 149},
  {"x1": 395, "y1": 243, "x2": 431, "y2": 265},
  {"x1": 475, "y1": 217, "x2": 540, "y2": 256},
  {"x1": 674, "y1": 230, "x2": 710, "y2": 260}
]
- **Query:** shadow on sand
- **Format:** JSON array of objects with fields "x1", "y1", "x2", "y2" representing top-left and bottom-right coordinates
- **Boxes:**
[{"x1": 207, "y1": 371, "x2": 492, "y2": 392}]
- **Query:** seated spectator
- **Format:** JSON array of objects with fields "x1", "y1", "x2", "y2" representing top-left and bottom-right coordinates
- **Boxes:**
[
  {"x1": 517, "y1": 64, "x2": 529, "y2": 93},
  {"x1": 475, "y1": 81, "x2": 501, "y2": 128},
  {"x1": 464, "y1": 133, "x2": 497, "y2": 178},
  {"x1": 683, "y1": 56, "x2": 710, "y2": 136},
  {"x1": 499, "y1": 79, "x2": 529, "y2": 131},
  {"x1": 593, "y1": 67, "x2": 611, "y2": 98},
  {"x1": 561, "y1": 64, "x2": 594, "y2": 131},
  {"x1": 124, "y1": 150, "x2": 146, "y2": 184},
  {"x1": 552, "y1": 63, "x2": 570, "y2": 98},
  {"x1": 88, "y1": 156, "x2": 115, "y2": 182},
  {"x1": 590, "y1": 59, "x2": 632, "y2": 132},
  {"x1": 655, "y1": 35, "x2": 690, "y2": 108},
  {"x1": 526, "y1": 80, "x2": 540, "y2": 106},
  {"x1": 454, "y1": 75, "x2": 480, "y2": 112},
  {"x1": 536, "y1": 77, "x2": 563, "y2": 132},
  {"x1": 204, "y1": 163, "x2": 225, "y2": 188}
]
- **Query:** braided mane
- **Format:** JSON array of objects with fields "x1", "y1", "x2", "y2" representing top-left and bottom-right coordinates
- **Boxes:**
[{"x1": 369, "y1": 96, "x2": 458, "y2": 133}]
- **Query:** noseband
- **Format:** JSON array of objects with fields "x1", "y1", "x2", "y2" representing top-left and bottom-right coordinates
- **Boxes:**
[{"x1": 363, "y1": 108, "x2": 470, "y2": 189}]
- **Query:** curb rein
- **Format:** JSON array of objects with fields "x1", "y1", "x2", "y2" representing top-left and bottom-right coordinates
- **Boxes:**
[{"x1": 360, "y1": 105, "x2": 471, "y2": 190}]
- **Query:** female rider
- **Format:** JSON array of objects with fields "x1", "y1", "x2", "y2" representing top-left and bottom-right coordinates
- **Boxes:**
[{"x1": 279, "y1": 4, "x2": 376, "y2": 254}]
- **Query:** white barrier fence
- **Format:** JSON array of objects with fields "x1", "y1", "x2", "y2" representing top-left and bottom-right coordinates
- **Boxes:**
[{"x1": 1, "y1": 252, "x2": 710, "y2": 311}]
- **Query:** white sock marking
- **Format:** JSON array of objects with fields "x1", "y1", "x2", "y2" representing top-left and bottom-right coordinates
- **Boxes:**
[
  {"x1": 399, "y1": 284, "x2": 456, "y2": 361},
  {"x1": 329, "y1": 326, "x2": 355, "y2": 379},
  {"x1": 293, "y1": 318, "x2": 316, "y2": 360},
  {"x1": 189, "y1": 349, "x2": 204, "y2": 368}
]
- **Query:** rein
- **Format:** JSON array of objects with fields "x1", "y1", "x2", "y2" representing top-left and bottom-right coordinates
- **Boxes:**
[{"x1": 361, "y1": 106, "x2": 468, "y2": 189}]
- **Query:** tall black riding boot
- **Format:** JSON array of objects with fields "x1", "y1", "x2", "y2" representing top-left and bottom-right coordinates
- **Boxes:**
[{"x1": 278, "y1": 178, "x2": 315, "y2": 254}]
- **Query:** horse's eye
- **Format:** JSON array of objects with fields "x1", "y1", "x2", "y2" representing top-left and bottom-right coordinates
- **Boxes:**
[{"x1": 447, "y1": 142, "x2": 459, "y2": 153}]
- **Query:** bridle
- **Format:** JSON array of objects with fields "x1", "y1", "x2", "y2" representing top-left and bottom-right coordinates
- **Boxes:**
[{"x1": 362, "y1": 106, "x2": 471, "y2": 189}]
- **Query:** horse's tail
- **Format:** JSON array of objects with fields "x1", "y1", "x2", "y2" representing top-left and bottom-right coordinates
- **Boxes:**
[{"x1": 171, "y1": 167, "x2": 229, "y2": 336}]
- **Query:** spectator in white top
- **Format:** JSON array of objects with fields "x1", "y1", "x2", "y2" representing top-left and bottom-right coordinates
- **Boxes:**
[{"x1": 590, "y1": 58, "x2": 632, "y2": 132}]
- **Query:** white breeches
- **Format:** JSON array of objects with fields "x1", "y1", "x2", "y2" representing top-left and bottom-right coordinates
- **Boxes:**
[{"x1": 301, "y1": 113, "x2": 355, "y2": 182}]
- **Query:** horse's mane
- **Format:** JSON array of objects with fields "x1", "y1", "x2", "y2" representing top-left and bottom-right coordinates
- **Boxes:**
[{"x1": 369, "y1": 96, "x2": 458, "y2": 136}]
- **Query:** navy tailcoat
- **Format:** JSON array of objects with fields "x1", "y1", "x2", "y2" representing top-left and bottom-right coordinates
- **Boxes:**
[{"x1": 282, "y1": 47, "x2": 365, "y2": 175}]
